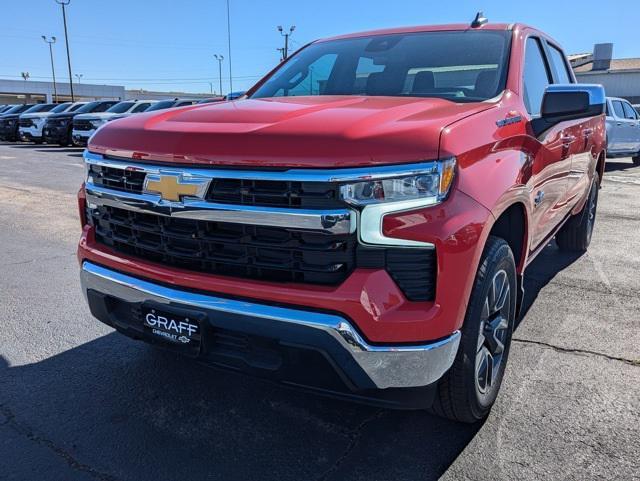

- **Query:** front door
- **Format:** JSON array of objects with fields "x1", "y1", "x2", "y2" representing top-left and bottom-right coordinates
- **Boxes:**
[{"x1": 522, "y1": 37, "x2": 572, "y2": 250}]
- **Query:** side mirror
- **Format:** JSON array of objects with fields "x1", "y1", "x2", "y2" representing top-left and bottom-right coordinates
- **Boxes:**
[{"x1": 532, "y1": 84, "x2": 605, "y2": 136}]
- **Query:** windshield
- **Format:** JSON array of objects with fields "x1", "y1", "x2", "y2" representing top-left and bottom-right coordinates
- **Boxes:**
[
  {"x1": 68, "y1": 103, "x2": 86, "y2": 112},
  {"x1": 51, "y1": 102, "x2": 72, "y2": 113},
  {"x1": 3, "y1": 104, "x2": 32, "y2": 114},
  {"x1": 107, "y1": 102, "x2": 135, "y2": 113},
  {"x1": 76, "y1": 101, "x2": 101, "y2": 113},
  {"x1": 251, "y1": 30, "x2": 511, "y2": 102},
  {"x1": 24, "y1": 103, "x2": 57, "y2": 114},
  {"x1": 144, "y1": 100, "x2": 175, "y2": 112}
]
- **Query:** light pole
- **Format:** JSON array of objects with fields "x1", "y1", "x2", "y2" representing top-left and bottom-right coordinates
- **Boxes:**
[
  {"x1": 277, "y1": 25, "x2": 295, "y2": 60},
  {"x1": 55, "y1": 0, "x2": 74, "y2": 101},
  {"x1": 214, "y1": 54, "x2": 224, "y2": 95},
  {"x1": 75, "y1": 73, "x2": 83, "y2": 84},
  {"x1": 42, "y1": 35, "x2": 58, "y2": 102},
  {"x1": 225, "y1": 0, "x2": 233, "y2": 93}
]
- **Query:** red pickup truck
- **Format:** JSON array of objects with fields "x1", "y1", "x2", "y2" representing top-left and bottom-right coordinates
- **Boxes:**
[{"x1": 78, "y1": 20, "x2": 605, "y2": 423}]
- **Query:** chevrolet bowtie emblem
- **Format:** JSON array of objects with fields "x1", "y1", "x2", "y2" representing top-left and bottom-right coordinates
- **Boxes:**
[{"x1": 144, "y1": 173, "x2": 210, "y2": 202}]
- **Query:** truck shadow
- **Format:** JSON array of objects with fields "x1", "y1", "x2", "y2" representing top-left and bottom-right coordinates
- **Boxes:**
[
  {"x1": 517, "y1": 241, "x2": 583, "y2": 329},
  {"x1": 0, "y1": 335, "x2": 481, "y2": 481},
  {"x1": 604, "y1": 158, "x2": 638, "y2": 173}
]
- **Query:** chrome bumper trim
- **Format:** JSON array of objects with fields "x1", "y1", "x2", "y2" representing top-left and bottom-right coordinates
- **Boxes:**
[
  {"x1": 80, "y1": 261, "x2": 460, "y2": 389},
  {"x1": 85, "y1": 184, "x2": 356, "y2": 234}
]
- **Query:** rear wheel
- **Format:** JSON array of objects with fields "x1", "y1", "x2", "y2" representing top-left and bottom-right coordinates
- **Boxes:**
[
  {"x1": 633, "y1": 155, "x2": 640, "y2": 166},
  {"x1": 556, "y1": 173, "x2": 599, "y2": 252},
  {"x1": 429, "y1": 236, "x2": 516, "y2": 423}
]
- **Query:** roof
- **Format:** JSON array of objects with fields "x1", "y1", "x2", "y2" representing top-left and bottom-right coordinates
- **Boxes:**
[
  {"x1": 574, "y1": 58, "x2": 640, "y2": 73},
  {"x1": 319, "y1": 23, "x2": 516, "y2": 43}
]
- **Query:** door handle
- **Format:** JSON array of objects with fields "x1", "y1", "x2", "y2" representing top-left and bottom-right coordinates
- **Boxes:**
[
  {"x1": 561, "y1": 135, "x2": 576, "y2": 145},
  {"x1": 616, "y1": 122, "x2": 623, "y2": 126}
]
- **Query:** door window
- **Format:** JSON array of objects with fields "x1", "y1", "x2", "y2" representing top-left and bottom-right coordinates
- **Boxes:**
[
  {"x1": 547, "y1": 45, "x2": 573, "y2": 84},
  {"x1": 612, "y1": 101, "x2": 625, "y2": 118},
  {"x1": 622, "y1": 102, "x2": 638, "y2": 120},
  {"x1": 523, "y1": 37, "x2": 552, "y2": 116},
  {"x1": 132, "y1": 103, "x2": 151, "y2": 113}
]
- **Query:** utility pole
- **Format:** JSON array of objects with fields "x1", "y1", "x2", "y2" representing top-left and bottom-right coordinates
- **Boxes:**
[
  {"x1": 75, "y1": 73, "x2": 83, "y2": 84},
  {"x1": 21, "y1": 72, "x2": 30, "y2": 100},
  {"x1": 55, "y1": 0, "x2": 75, "y2": 101},
  {"x1": 277, "y1": 25, "x2": 295, "y2": 60},
  {"x1": 214, "y1": 54, "x2": 224, "y2": 95},
  {"x1": 225, "y1": 0, "x2": 233, "y2": 93},
  {"x1": 42, "y1": 35, "x2": 58, "y2": 102},
  {"x1": 277, "y1": 47, "x2": 285, "y2": 62}
]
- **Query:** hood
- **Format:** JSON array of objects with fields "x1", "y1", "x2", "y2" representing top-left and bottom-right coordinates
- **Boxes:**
[
  {"x1": 75, "y1": 112, "x2": 118, "y2": 121},
  {"x1": 20, "y1": 112, "x2": 57, "y2": 120},
  {"x1": 48, "y1": 112, "x2": 80, "y2": 121},
  {"x1": 0, "y1": 114, "x2": 21, "y2": 121},
  {"x1": 89, "y1": 96, "x2": 495, "y2": 168}
]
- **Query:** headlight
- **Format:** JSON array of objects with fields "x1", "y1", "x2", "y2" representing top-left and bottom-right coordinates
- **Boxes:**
[
  {"x1": 340, "y1": 157, "x2": 456, "y2": 206},
  {"x1": 340, "y1": 158, "x2": 456, "y2": 247}
]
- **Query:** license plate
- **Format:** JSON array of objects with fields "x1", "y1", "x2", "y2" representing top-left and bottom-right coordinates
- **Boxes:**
[{"x1": 141, "y1": 305, "x2": 203, "y2": 354}]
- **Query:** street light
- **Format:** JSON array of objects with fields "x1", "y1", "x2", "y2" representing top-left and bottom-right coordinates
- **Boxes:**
[
  {"x1": 75, "y1": 73, "x2": 83, "y2": 84},
  {"x1": 214, "y1": 54, "x2": 224, "y2": 95},
  {"x1": 225, "y1": 0, "x2": 233, "y2": 93},
  {"x1": 277, "y1": 25, "x2": 295, "y2": 60},
  {"x1": 42, "y1": 35, "x2": 58, "y2": 102},
  {"x1": 55, "y1": 0, "x2": 74, "y2": 101}
]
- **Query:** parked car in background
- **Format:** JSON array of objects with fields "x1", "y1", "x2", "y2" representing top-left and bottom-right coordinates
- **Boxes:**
[
  {"x1": 72, "y1": 100, "x2": 157, "y2": 146},
  {"x1": 196, "y1": 97, "x2": 225, "y2": 104},
  {"x1": 0, "y1": 104, "x2": 37, "y2": 141},
  {"x1": 224, "y1": 91, "x2": 245, "y2": 100},
  {"x1": 634, "y1": 104, "x2": 640, "y2": 116},
  {"x1": 78, "y1": 21, "x2": 606, "y2": 423},
  {"x1": 44, "y1": 100, "x2": 118, "y2": 146},
  {"x1": 143, "y1": 98, "x2": 198, "y2": 112},
  {"x1": 19, "y1": 102, "x2": 86, "y2": 144},
  {"x1": 0, "y1": 105, "x2": 13, "y2": 114},
  {"x1": 606, "y1": 97, "x2": 640, "y2": 164}
]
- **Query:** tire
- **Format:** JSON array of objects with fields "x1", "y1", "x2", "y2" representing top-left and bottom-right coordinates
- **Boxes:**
[
  {"x1": 556, "y1": 173, "x2": 599, "y2": 252},
  {"x1": 633, "y1": 155, "x2": 640, "y2": 166},
  {"x1": 429, "y1": 236, "x2": 517, "y2": 423}
]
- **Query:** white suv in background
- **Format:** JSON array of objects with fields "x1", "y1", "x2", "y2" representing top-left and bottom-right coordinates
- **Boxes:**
[
  {"x1": 71, "y1": 100, "x2": 157, "y2": 146},
  {"x1": 606, "y1": 97, "x2": 640, "y2": 165},
  {"x1": 19, "y1": 102, "x2": 86, "y2": 144}
]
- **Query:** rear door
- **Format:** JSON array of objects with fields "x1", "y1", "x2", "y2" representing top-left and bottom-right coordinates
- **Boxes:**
[
  {"x1": 621, "y1": 101, "x2": 640, "y2": 152},
  {"x1": 523, "y1": 36, "x2": 573, "y2": 249}
]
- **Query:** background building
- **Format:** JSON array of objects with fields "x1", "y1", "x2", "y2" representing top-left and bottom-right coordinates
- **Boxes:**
[
  {"x1": 571, "y1": 43, "x2": 640, "y2": 104},
  {"x1": 0, "y1": 79, "x2": 210, "y2": 104}
]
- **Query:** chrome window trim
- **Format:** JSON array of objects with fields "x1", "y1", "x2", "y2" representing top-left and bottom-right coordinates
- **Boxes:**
[{"x1": 81, "y1": 261, "x2": 460, "y2": 389}]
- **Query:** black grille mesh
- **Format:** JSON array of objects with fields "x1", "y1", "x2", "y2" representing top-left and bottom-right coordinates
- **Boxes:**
[{"x1": 89, "y1": 205, "x2": 356, "y2": 285}]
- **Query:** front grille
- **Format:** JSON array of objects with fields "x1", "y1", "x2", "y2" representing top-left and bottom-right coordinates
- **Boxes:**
[
  {"x1": 89, "y1": 164, "x2": 146, "y2": 193},
  {"x1": 207, "y1": 178, "x2": 342, "y2": 209},
  {"x1": 74, "y1": 119, "x2": 93, "y2": 131},
  {"x1": 19, "y1": 119, "x2": 34, "y2": 128},
  {"x1": 89, "y1": 205, "x2": 357, "y2": 285}
]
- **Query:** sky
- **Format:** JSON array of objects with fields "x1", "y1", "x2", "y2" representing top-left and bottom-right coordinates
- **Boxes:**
[{"x1": 1, "y1": 0, "x2": 638, "y2": 95}]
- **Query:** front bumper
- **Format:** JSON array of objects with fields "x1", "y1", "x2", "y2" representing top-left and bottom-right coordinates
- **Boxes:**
[
  {"x1": 19, "y1": 126, "x2": 44, "y2": 142},
  {"x1": 72, "y1": 129, "x2": 93, "y2": 146},
  {"x1": 43, "y1": 124, "x2": 70, "y2": 143},
  {"x1": 81, "y1": 261, "x2": 460, "y2": 393},
  {"x1": 0, "y1": 123, "x2": 18, "y2": 141}
]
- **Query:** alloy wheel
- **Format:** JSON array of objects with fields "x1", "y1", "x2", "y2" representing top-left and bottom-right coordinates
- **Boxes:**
[{"x1": 475, "y1": 269, "x2": 511, "y2": 398}]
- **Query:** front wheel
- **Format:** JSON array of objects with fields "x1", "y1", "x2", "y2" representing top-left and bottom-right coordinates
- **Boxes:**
[
  {"x1": 429, "y1": 236, "x2": 516, "y2": 423},
  {"x1": 556, "y1": 173, "x2": 599, "y2": 252}
]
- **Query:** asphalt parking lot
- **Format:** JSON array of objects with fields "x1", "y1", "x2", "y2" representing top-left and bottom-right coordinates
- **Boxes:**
[{"x1": 0, "y1": 143, "x2": 638, "y2": 481}]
